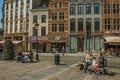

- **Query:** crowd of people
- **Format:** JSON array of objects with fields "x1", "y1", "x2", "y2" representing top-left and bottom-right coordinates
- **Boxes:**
[{"x1": 16, "y1": 50, "x2": 34, "y2": 63}]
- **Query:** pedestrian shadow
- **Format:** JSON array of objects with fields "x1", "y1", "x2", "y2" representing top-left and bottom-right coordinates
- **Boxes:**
[
  {"x1": 105, "y1": 70, "x2": 120, "y2": 76},
  {"x1": 105, "y1": 72, "x2": 116, "y2": 76}
]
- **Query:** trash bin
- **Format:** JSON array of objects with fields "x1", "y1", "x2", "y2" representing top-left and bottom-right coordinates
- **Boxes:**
[{"x1": 54, "y1": 54, "x2": 60, "y2": 65}]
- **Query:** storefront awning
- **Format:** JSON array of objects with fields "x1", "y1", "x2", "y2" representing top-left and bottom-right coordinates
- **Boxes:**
[
  {"x1": 28, "y1": 40, "x2": 48, "y2": 43},
  {"x1": 51, "y1": 40, "x2": 66, "y2": 43},
  {"x1": 13, "y1": 41, "x2": 23, "y2": 44},
  {"x1": 0, "y1": 41, "x2": 4, "y2": 44},
  {"x1": 0, "y1": 41, "x2": 22, "y2": 44},
  {"x1": 104, "y1": 36, "x2": 120, "y2": 43}
]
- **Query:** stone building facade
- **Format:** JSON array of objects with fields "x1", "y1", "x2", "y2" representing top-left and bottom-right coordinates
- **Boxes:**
[
  {"x1": 29, "y1": 5, "x2": 49, "y2": 52},
  {"x1": 69, "y1": 0, "x2": 102, "y2": 52},
  {"x1": 2, "y1": 0, "x2": 50, "y2": 51},
  {"x1": 2, "y1": 0, "x2": 33, "y2": 51}
]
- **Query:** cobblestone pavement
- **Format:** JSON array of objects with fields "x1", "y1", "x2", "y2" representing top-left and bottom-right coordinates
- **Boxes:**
[
  {"x1": 0, "y1": 54, "x2": 119, "y2": 80},
  {"x1": 0, "y1": 56, "x2": 83, "y2": 80},
  {"x1": 48, "y1": 57, "x2": 120, "y2": 80},
  {"x1": 0, "y1": 61, "x2": 54, "y2": 80}
]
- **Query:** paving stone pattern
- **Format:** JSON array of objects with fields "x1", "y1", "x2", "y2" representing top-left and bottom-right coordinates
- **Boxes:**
[{"x1": 17, "y1": 63, "x2": 71, "y2": 80}]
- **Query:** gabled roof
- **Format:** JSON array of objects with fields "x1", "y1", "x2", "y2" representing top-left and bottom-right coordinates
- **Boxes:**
[{"x1": 32, "y1": 0, "x2": 50, "y2": 9}]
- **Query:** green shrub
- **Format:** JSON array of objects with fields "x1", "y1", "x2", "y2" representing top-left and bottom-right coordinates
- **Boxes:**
[{"x1": 3, "y1": 39, "x2": 15, "y2": 60}]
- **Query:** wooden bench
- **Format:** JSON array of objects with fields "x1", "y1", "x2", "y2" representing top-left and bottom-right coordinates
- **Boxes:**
[
  {"x1": 76, "y1": 62, "x2": 109, "y2": 75},
  {"x1": 89, "y1": 66, "x2": 109, "y2": 74}
]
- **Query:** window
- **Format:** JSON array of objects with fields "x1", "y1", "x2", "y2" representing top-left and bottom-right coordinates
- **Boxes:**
[
  {"x1": 10, "y1": 22, "x2": 13, "y2": 33},
  {"x1": 15, "y1": 21, "x2": 18, "y2": 32},
  {"x1": 33, "y1": 27, "x2": 37, "y2": 36},
  {"x1": 86, "y1": 18, "x2": 91, "y2": 34},
  {"x1": 26, "y1": 21, "x2": 29, "y2": 31},
  {"x1": 41, "y1": 27, "x2": 46, "y2": 36},
  {"x1": 117, "y1": 25, "x2": 120, "y2": 30},
  {"x1": 104, "y1": 18, "x2": 110, "y2": 30},
  {"x1": 70, "y1": 4, "x2": 76, "y2": 15},
  {"x1": 113, "y1": 3, "x2": 119, "y2": 14},
  {"x1": 94, "y1": 3, "x2": 100, "y2": 14},
  {"x1": 94, "y1": 18, "x2": 100, "y2": 32},
  {"x1": 10, "y1": 11, "x2": 13, "y2": 19},
  {"x1": 86, "y1": 4, "x2": 91, "y2": 14},
  {"x1": 27, "y1": 5, "x2": 30, "y2": 13},
  {"x1": 117, "y1": 4, "x2": 119, "y2": 14},
  {"x1": 78, "y1": 19, "x2": 83, "y2": 31},
  {"x1": 52, "y1": 13, "x2": 57, "y2": 20},
  {"x1": 104, "y1": 4, "x2": 110, "y2": 14},
  {"x1": 16, "y1": 0, "x2": 18, "y2": 7},
  {"x1": 54, "y1": 3, "x2": 57, "y2": 8},
  {"x1": 6, "y1": 12, "x2": 8, "y2": 21},
  {"x1": 59, "y1": 2, "x2": 62, "y2": 7},
  {"x1": 6, "y1": 23, "x2": 8, "y2": 33},
  {"x1": 27, "y1": 0, "x2": 30, "y2": 4},
  {"x1": 41, "y1": 15, "x2": 46, "y2": 23},
  {"x1": 70, "y1": 19, "x2": 75, "y2": 32},
  {"x1": 59, "y1": 12, "x2": 64, "y2": 19},
  {"x1": 15, "y1": 9, "x2": 18, "y2": 18},
  {"x1": 21, "y1": 0, "x2": 24, "y2": 5},
  {"x1": 33, "y1": 15, "x2": 38, "y2": 23},
  {"x1": 117, "y1": 18, "x2": 120, "y2": 30},
  {"x1": 21, "y1": 7, "x2": 24, "y2": 16},
  {"x1": 78, "y1": 4, "x2": 83, "y2": 15},
  {"x1": 20, "y1": 20, "x2": 23, "y2": 32},
  {"x1": 59, "y1": 23, "x2": 64, "y2": 32},
  {"x1": 113, "y1": 18, "x2": 120, "y2": 30},
  {"x1": 52, "y1": 24, "x2": 57, "y2": 32},
  {"x1": 6, "y1": 3, "x2": 8, "y2": 10},
  {"x1": 11, "y1": 2, "x2": 13, "y2": 8}
]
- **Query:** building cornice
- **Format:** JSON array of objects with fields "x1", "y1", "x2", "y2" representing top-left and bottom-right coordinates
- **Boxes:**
[{"x1": 30, "y1": 8, "x2": 48, "y2": 12}]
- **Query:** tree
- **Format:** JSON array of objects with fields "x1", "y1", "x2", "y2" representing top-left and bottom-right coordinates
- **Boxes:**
[
  {"x1": 0, "y1": 28, "x2": 3, "y2": 36},
  {"x1": 0, "y1": 28, "x2": 4, "y2": 41},
  {"x1": 2, "y1": 39, "x2": 15, "y2": 60}
]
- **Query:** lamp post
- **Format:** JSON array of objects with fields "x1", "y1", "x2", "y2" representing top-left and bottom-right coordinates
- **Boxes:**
[
  {"x1": 35, "y1": 23, "x2": 39, "y2": 61},
  {"x1": 65, "y1": 30, "x2": 68, "y2": 52}
]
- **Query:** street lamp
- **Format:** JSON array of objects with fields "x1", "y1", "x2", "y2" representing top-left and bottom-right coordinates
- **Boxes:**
[
  {"x1": 35, "y1": 23, "x2": 39, "y2": 61},
  {"x1": 65, "y1": 30, "x2": 68, "y2": 52}
]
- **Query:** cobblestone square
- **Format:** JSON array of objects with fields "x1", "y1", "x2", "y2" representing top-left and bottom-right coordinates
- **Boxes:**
[{"x1": 0, "y1": 54, "x2": 120, "y2": 80}]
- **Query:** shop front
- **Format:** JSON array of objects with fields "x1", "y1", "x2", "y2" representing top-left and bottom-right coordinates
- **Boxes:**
[
  {"x1": 28, "y1": 36, "x2": 48, "y2": 52},
  {"x1": 77, "y1": 36, "x2": 84, "y2": 52},
  {"x1": 104, "y1": 36, "x2": 120, "y2": 55},
  {"x1": 0, "y1": 40, "x2": 23, "y2": 52},
  {"x1": 70, "y1": 36, "x2": 77, "y2": 52},
  {"x1": 50, "y1": 41, "x2": 66, "y2": 52}
]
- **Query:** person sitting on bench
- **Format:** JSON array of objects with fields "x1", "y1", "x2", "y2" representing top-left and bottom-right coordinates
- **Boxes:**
[
  {"x1": 93, "y1": 51, "x2": 105, "y2": 75},
  {"x1": 98, "y1": 51, "x2": 104, "y2": 68},
  {"x1": 84, "y1": 51, "x2": 94, "y2": 72},
  {"x1": 16, "y1": 50, "x2": 24, "y2": 62}
]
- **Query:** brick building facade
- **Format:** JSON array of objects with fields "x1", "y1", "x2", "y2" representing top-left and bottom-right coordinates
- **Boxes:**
[{"x1": 48, "y1": 0, "x2": 69, "y2": 52}]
